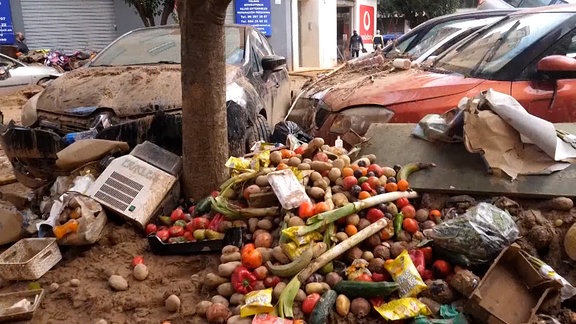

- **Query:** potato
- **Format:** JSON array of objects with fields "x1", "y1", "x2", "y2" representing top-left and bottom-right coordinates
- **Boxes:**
[
  {"x1": 397, "y1": 230, "x2": 412, "y2": 242},
  {"x1": 345, "y1": 246, "x2": 363, "y2": 263},
  {"x1": 270, "y1": 151, "x2": 282, "y2": 165},
  {"x1": 255, "y1": 233, "x2": 273, "y2": 248},
  {"x1": 325, "y1": 272, "x2": 343, "y2": 287},
  {"x1": 295, "y1": 289, "x2": 307, "y2": 302},
  {"x1": 365, "y1": 234, "x2": 381, "y2": 248},
  {"x1": 421, "y1": 220, "x2": 436, "y2": 230},
  {"x1": 381, "y1": 167, "x2": 396, "y2": 178},
  {"x1": 307, "y1": 187, "x2": 326, "y2": 200},
  {"x1": 288, "y1": 156, "x2": 302, "y2": 166},
  {"x1": 416, "y1": 209, "x2": 429, "y2": 222},
  {"x1": 255, "y1": 175, "x2": 269, "y2": 187},
  {"x1": 197, "y1": 300, "x2": 213, "y2": 317},
  {"x1": 332, "y1": 158, "x2": 345, "y2": 170},
  {"x1": 211, "y1": 295, "x2": 230, "y2": 307},
  {"x1": 206, "y1": 303, "x2": 231, "y2": 323},
  {"x1": 328, "y1": 168, "x2": 342, "y2": 183},
  {"x1": 346, "y1": 214, "x2": 360, "y2": 226},
  {"x1": 310, "y1": 171, "x2": 322, "y2": 182},
  {"x1": 272, "y1": 246, "x2": 290, "y2": 264},
  {"x1": 217, "y1": 282, "x2": 235, "y2": 297},
  {"x1": 310, "y1": 161, "x2": 333, "y2": 171},
  {"x1": 350, "y1": 298, "x2": 371, "y2": 318},
  {"x1": 313, "y1": 242, "x2": 328, "y2": 258},
  {"x1": 232, "y1": 220, "x2": 247, "y2": 228},
  {"x1": 361, "y1": 251, "x2": 374, "y2": 262},
  {"x1": 253, "y1": 229, "x2": 268, "y2": 239},
  {"x1": 357, "y1": 218, "x2": 371, "y2": 231},
  {"x1": 222, "y1": 245, "x2": 240, "y2": 254},
  {"x1": 257, "y1": 219, "x2": 273, "y2": 230},
  {"x1": 335, "y1": 232, "x2": 349, "y2": 242},
  {"x1": 220, "y1": 252, "x2": 241, "y2": 263},
  {"x1": 229, "y1": 293, "x2": 245, "y2": 306},
  {"x1": 165, "y1": 294, "x2": 181, "y2": 312},
  {"x1": 336, "y1": 294, "x2": 351, "y2": 317},
  {"x1": 288, "y1": 216, "x2": 305, "y2": 227},
  {"x1": 273, "y1": 282, "x2": 287, "y2": 301},
  {"x1": 373, "y1": 246, "x2": 391, "y2": 260},
  {"x1": 332, "y1": 193, "x2": 349, "y2": 207},
  {"x1": 386, "y1": 202, "x2": 398, "y2": 214},
  {"x1": 218, "y1": 261, "x2": 241, "y2": 277},
  {"x1": 227, "y1": 315, "x2": 252, "y2": 324},
  {"x1": 205, "y1": 273, "x2": 229, "y2": 288},
  {"x1": 256, "y1": 247, "x2": 273, "y2": 263},
  {"x1": 313, "y1": 179, "x2": 328, "y2": 190},
  {"x1": 248, "y1": 218, "x2": 259, "y2": 233},
  {"x1": 133, "y1": 264, "x2": 148, "y2": 281},
  {"x1": 390, "y1": 242, "x2": 408, "y2": 258},
  {"x1": 305, "y1": 282, "x2": 330, "y2": 295},
  {"x1": 368, "y1": 258, "x2": 386, "y2": 273},
  {"x1": 297, "y1": 163, "x2": 311, "y2": 170}
]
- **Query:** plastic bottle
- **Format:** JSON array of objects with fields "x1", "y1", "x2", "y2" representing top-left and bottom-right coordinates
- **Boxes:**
[
  {"x1": 335, "y1": 136, "x2": 343, "y2": 148},
  {"x1": 53, "y1": 219, "x2": 79, "y2": 240},
  {"x1": 62, "y1": 129, "x2": 98, "y2": 145}
]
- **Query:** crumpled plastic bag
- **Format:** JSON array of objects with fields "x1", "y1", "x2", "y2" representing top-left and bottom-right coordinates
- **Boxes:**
[
  {"x1": 270, "y1": 121, "x2": 313, "y2": 146},
  {"x1": 425, "y1": 202, "x2": 519, "y2": 265}
]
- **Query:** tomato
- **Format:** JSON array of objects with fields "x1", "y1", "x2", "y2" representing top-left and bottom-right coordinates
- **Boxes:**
[
  {"x1": 263, "y1": 276, "x2": 281, "y2": 288},
  {"x1": 170, "y1": 208, "x2": 185, "y2": 222},
  {"x1": 192, "y1": 217, "x2": 210, "y2": 230},
  {"x1": 395, "y1": 197, "x2": 410, "y2": 209},
  {"x1": 432, "y1": 260, "x2": 453, "y2": 279},
  {"x1": 169, "y1": 225, "x2": 184, "y2": 237},
  {"x1": 402, "y1": 218, "x2": 419, "y2": 234},
  {"x1": 314, "y1": 202, "x2": 330, "y2": 214},
  {"x1": 294, "y1": 145, "x2": 306, "y2": 155},
  {"x1": 183, "y1": 231, "x2": 195, "y2": 241},
  {"x1": 401, "y1": 204, "x2": 416, "y2": 219},
  {"x1": 367, "y1": 164, "x2": 383, "y2": 177},
  {"x1": 298, "y1": 201, "x2": 315, "y2": 219},
  {"x1": 156, "y1": 229, "x2": 170, "y2": 242},
  {"x1": 211, "y1": 191, "x2": 220, "y2": 197},
  {"x1": 301, "y1": 293, "x2": 321, "y2": 315},
  {"x1": 366, "y1": 208, "x2": 384, "y2": 223},
  {"x1": 131, "y1": 256, "x2": 144, "y2": 267},
  {"x1": 145, "y1": 223, "x2": 157, "y2": 235},
  {"x1": 419, "y1": 246, "x2": 433, "y2": 265},
  {"x1": 366, "y1": 176, "x2": 381, "y2": 190}
]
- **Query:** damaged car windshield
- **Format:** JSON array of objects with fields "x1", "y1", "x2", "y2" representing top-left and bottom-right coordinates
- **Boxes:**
[
  {"x1": 433, "y1": 12, "x2": 572, "y2": 78},
  {"x1": 91, "y1": 26, "x2": 245, "y2": 67}
]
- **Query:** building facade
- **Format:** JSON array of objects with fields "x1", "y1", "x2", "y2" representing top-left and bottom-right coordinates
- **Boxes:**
[{"x1": 4, "y1": 0, "x2": 379, "y2": 70}]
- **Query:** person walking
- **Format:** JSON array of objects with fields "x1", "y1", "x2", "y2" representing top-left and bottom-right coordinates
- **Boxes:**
[
  {"x1": 349, "y1": 30, "x2": 364, "y2": 58},
  {"x1": 372, "y1": 30, "x2": 384, "y2": 51},
  {"x1": 15, "y1": 32, "x2": 29, "y2": 55}
]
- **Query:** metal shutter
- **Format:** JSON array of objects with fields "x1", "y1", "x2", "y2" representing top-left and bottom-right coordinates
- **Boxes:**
[
  {"x1": 20, "y1": 0, "x2": 117, "y2": 52},
  {"x1": 226, "y1": 3, "x2": 234, "y2": 24}
]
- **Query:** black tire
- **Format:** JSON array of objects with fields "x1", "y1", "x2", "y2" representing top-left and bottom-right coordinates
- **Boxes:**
[{"x1": 254, "y1": 114, "x2": 271, "y2": 142}]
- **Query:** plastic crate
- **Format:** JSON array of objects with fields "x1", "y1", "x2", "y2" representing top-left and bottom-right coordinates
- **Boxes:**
[
  {"x1": 0, "y1": 289, "x2": 44, "y2": 322},
  {"x1": 0, "y1": 238, "x2": 62, "y2": 281}
]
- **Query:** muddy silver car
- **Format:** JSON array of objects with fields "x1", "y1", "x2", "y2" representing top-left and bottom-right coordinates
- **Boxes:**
[{"x1": 1, "y1": 24, "x2": 291, "y2": 188}]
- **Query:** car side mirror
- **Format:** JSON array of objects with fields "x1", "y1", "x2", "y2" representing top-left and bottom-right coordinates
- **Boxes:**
[
  {"x1": 537, "y1": 55, "x2": 576, "y2": 79},
  {"x1": 262, "y1": 55, "x2": 285, "y2": 81},
  {"x1": 0, "y1": 67, "x2": 10, "y2": 80}
]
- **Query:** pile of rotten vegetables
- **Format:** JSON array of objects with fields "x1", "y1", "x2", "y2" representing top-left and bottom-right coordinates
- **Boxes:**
[{"x1": 148, "y1": 137, "x2": 530, "y2": 323}]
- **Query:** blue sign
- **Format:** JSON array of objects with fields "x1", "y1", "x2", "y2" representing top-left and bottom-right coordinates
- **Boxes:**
[
  {"x1": 235, "y1": 0, "x2": 272, "y2": 36},
  {"x1": 0, "y1": 1, "x2": 14, "y2": 45}
]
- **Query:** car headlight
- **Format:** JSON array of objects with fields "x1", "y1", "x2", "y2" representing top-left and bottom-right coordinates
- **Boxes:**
[
  {"x1": 329, "y1": 106, "x2": 395, "y2": 135},
  {"x1": 21, "y1": 93, "x2": 40, "y2": 127}
]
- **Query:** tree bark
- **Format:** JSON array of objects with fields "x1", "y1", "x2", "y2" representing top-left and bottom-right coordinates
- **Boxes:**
[
  {"x1": 181, "y1": 0, "x2": 232, "y2": 200},
  {"x1": 160, "y1": 0, "x2": 175, "y2": 25}
]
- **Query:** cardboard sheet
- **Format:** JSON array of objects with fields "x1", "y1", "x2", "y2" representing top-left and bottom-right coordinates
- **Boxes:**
[{"x1": 463, "y1": 89, "x2": 576, "y2": 179}]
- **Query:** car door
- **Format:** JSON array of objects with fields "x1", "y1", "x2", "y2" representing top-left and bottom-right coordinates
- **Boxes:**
[
  {"x1": 0, "y1": 55, "x2": 30, "y2": 95},
  {"x1": 511, "y1": 28, "x2": 576, "y2": 122},
  {"x1": 247, "y1": 29, "x2": 290, "y2": 126}
]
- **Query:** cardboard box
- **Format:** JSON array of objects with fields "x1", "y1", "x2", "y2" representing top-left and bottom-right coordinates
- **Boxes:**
[{"x1": 464, "y1": 244, "x2": 561, "y2": 324}]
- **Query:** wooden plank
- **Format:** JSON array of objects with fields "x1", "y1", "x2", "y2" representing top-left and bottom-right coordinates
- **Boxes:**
[{"x1": 360, "y1": 123, "x2": 576, "y2": 198}]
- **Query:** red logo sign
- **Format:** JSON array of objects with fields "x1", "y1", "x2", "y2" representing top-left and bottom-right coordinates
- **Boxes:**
[{"x1": 359, "y1": 5, "x2": 375, "y2": 44}]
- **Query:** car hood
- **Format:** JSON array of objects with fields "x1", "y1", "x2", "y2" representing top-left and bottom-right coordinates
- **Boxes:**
[
  {"x1": 35, "y1": 65, "x2": 242, "y2": 117},
  {"x1": 316, "y1": 68, "x2": 485, "y2": 111}
]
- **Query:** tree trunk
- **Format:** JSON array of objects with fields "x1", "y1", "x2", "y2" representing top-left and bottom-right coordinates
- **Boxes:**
[
  {"x1": 133, "y1": 3, "x2": 150, "y2": 27},
  {"x1": 160, "y1": 0, "x2": 175, "y2": 25},
  {"x1": 181, "y1": 0, "x2": 232, "y2": 200}
]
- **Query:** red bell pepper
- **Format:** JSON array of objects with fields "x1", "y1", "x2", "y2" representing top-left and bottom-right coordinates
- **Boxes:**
[
  {"x1": 208, "y1": 213, "x2": 224, "y2": 231},
  {"x1": 419, "y1": 246, "x2": 433, "y2": 266},
  {"x1": 231, "y1": 266, "x2": 258, "y2": 294},
  {"x1": 370, "y1": 297, "x2": 384, "y2": 307},
  {"x1": 408, "y1": 249, "x2": 426, "y2": 277}
]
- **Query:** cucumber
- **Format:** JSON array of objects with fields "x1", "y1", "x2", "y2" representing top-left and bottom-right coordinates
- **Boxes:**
[
  {"x1": 195, "y1": 197, "x2": 212, "y2": 215},
  {"x1": 309, "y1": 289, "x2": 337, "y2": 324},
  {"x1": 333, "y1": 280, "x2": 399, "y2": 298}
]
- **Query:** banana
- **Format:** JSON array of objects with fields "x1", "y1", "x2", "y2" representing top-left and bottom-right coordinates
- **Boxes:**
[
  {"x1": 396, "y1": 162, "x2": 436, "y2": 181},
  {"x1": 266, "y1": 245, "x2": 315, "y2": 277}
]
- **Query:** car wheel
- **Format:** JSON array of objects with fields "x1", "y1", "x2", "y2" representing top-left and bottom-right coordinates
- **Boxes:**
[{"x1": 254, "y1": 114, "x2": 271, "y2": 142}]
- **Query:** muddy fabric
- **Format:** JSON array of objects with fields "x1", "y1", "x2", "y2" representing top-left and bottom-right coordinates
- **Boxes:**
[{"x1": 55, "y1": 139, "x2": 129, "y2": 171}]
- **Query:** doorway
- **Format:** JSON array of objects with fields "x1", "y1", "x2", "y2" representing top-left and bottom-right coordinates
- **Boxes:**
[{"x1": 337, "y1": 6, "x2": 352, "y2": 62}]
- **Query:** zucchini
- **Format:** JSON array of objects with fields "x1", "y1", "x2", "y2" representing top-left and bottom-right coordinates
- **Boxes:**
[
  {"x1": 333, "y1": 280, "x2": 398, "y2": 298},
  {"x1": 195, "y1": 197, "x2": 212, "y2": 215},
  {"x1": 309, "y1": 289, "x2": 337, "y2": 324}
]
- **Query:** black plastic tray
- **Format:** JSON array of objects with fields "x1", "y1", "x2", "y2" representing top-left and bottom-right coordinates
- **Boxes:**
[{"x1": 147, "y1": 227, "x2": 245, "y2": 255}]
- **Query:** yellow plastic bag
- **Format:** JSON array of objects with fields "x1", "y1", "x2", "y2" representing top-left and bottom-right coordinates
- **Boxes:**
[
  {"x1": 240, "y1": 288, "x2": 274, "y2": 317},
  {"x1": 280, "y1": 242, "x2": 310, "y2": 261},
  {"x1": 374, "y1": 297, "x2": 432, "y2": 321},
  {"x1": 384, "y1": 250, "x2": 428, "y2": 297},
  {"x1": 282, "y1": 226, "x2": 323, "y2": 246}
]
